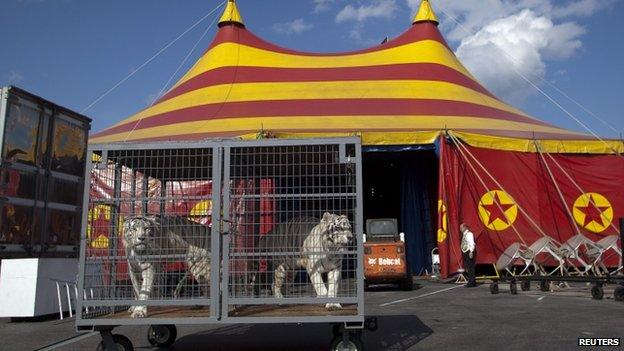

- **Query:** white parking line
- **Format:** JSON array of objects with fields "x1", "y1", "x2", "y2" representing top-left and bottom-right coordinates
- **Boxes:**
[{"x1": 379, "y1": 285, "x2": 464, "y2": 307}]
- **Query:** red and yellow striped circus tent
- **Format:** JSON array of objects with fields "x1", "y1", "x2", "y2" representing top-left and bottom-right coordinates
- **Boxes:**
[
  {"x1": 89, "y1": 0, "x2": 624, "y2": 278},
  {"x1": 90, "y1": 0, "x2": 623, "y2": 154}
]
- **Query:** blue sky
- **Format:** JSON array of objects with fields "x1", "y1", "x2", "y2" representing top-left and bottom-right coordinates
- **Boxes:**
[{"x1": 1, "y1": 0, "x2": 622, "y2": 138}]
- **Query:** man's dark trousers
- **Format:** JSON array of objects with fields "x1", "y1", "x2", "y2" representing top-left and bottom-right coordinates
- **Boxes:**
[{"x1": 463, "y1": 250, "x2": 477, "y2": 286}]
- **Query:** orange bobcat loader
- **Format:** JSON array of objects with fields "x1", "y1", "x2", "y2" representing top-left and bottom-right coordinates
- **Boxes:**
[{"x1": 363, "y1": 218, "x2": 412, "y2": 290}]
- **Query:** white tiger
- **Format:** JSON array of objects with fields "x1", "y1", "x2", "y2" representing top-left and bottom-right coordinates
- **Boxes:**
[
  {"x1": 122, "y1": 215, "x2": 211, "y2": 318},
  {"x1": 257, "y1": 212, "x2": 353, "y2": 310}
]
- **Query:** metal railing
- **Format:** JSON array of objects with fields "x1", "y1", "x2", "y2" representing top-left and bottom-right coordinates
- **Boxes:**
[{"x1": 52, "y1": 278, "x2": 94, "y2": 320}]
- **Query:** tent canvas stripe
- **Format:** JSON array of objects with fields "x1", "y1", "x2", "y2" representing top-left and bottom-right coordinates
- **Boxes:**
[
  {"x1": 92, "y1": 99, "x2": 554, "y2": 139},
  {"x1": 157, "y1": 63, "x2": 497, "y2": 104},
  {"x1": 111, "y1": 80, "x2": 531, "y2": 127},
  {"x1": 173, "y1": 40, "x2": 473, "y2": 89},
  {"x1": 206, "y1": 22, "x2": 450, "y2": 57},
  {"x1": 91, "y1": 115, "x2": 576, "y2": 143},
  {"x1": 90, "y1": 128, "x2": 589, "y2": 145}
]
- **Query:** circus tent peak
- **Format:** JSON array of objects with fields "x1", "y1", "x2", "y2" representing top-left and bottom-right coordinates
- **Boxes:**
[
  {"x1": 90, "y1": 0, "x2": 622, "y2": 154},
  {"x1": 218, "y1": 0, "x2": 244, "y2": 28},
  {"x1": 413, "y1": 0, "x2": 439, "y2": 26}
]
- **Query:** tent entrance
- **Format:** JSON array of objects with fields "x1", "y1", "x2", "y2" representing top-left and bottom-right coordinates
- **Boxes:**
[{"x1": 362, "y1": 149, "x2": 438, "y2": 275}]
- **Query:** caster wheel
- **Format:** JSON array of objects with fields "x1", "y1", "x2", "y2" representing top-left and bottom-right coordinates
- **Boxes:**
[
  {"x1": 539, "y1": 280, "x2": 550, "y2": 292},
  {"x1": 521, "y1": 281, "x2": 531, "y2": 291},
  {"x1": 330, "y1": 333, "x2": 364, "y2": 351},
  {"x1": 591, "y1": 285, "x2": 604, "y2": 300},
  {"x1": 614, "y1": 285, "x2": 624, "y2": 302},
  {"x1": 364, "y1": 317, "x2": 378, "y2": 332},
  {"x1": 97, "y1": 334, "x2": 134, "y2": 351},
  {"x1": 510, "y1": 282, "x2": 518, "y2": 295},
  {"x1": 147, "y1": 325, "x2": 177, "y2": 348},
  {"x1": 490, "y1": 283, "x2": 499, "y2": 295}
]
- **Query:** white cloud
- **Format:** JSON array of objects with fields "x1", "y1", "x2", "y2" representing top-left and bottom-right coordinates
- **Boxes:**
[
  {"x1": 551, "y1": 0, "x2": 617, "y2": 19},
  {"x1": 7, "y1": 71, "x2": 24, "y2": 84},
  {"x1": 336, "y1": 0, "x2": 398, "y2": 23},
  {"x1": 273, "y1": 18, "x2": 315, "y2": 35},
  {"x1": 313, "y1": 0, "x2": 335, "y2": 13},
  {"x1": 404, "y1": 0, "x2": 615, "y2": 102}
]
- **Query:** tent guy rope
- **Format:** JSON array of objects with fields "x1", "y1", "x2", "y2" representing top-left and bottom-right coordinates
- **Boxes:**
[
  {"x1": 447, "y1": 132, "x2": 528, "y2": 245},
  {"x1": 449, "y1": 131, "x2": 556, "y2": 244},
  {"x1": 435, "y1": 2, "x2": 623, "y2": 157},
  {"x1": 124, "y1": 5, "x2": 224, "y2": 142},
  {"x1": 534, "y1": 140, "x2": 583, "y2": 237},
  {"x1": 81, "y1": 1, "x2": 226, "y2": 114}
]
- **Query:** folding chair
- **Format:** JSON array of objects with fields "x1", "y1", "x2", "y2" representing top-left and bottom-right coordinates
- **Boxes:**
[
  {"x1": 495, "y1": 243, "x2": 522, "y2": 276},
  {"x1": 586, "y1": 235, "x2": 622, "y2": 275},
  {"x1": 522, "y1": 237, "x2": 566, "y2": 275},
  {"x1": 554, "y1": 234, "x2": 595, "y2": 275},
  {"x1": 497, "y1": 237, "x2": 564, "y2": 276}
]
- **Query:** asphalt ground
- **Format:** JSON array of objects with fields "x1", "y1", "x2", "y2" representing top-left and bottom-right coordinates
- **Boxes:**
[{"x1": 1, "y1": 280, "x2": 623, "y2": 351}]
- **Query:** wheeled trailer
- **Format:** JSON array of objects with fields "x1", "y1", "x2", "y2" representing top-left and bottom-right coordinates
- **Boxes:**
[
  {"x1": 489, "y1": 274, "x2": 624, "y2": 301},
  {"x1": 76, "y1": 138, "x2": 368, "y2": 350}
]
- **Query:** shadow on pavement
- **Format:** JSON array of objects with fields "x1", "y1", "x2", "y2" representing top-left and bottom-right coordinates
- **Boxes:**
[
  {"x1": 173, "y1": 315, "x2": 432, "y2": 351},
  {"x1": 364, "y1": 315, "x2": 432, "y2": 351}
]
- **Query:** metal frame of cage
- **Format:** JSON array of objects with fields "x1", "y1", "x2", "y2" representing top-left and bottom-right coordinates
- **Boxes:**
[{"x1": 76, "y1": 137, "x2": 364, "y2": 329}]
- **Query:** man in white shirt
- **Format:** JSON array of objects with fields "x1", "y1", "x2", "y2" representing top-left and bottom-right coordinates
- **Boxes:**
[{"x1": 460, "y1": 223, "x2": 477, "y2": 287}]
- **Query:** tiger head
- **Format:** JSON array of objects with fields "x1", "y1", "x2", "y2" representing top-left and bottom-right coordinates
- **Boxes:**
[
  {"x1": 321, "y1": 212, "x2": 353, "y2": 247},
  {"x1": 122, "y1": 216, "x2": 158, "y2": 255}
]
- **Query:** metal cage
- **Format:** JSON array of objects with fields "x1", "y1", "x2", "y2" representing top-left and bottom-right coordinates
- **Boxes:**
[{"x1": 76, "y1": 138, "x2": 363, "y2": 328}]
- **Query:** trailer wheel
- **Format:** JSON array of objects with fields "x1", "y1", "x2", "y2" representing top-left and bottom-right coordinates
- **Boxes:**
[
  {"x1": 539, "y1": 280, "x2": 550, "y2": 292},
  {"x1": 399, "y1": 277, "x2": 413, "y2": 291},
  {"x1": 591, "y1": 285, "x2": 604, "y2": 300},
  {"x1": 330, "y1": 333, "x2": 364, "y2": 351},
  {"x1": 332, "y1": 324, "x2": 341, "y2": 338},
  {"x1": 510, "y1": 282, "x2": 518, "y2": 295},
  {"x1": 614, "y1": 286, "x2": 624, "y2": 302},
  {"x1": 97, "y1": 334, "x2": 133, "y2": 351},
  {"x1": 147, "y1": 325, "x2": 177, "y2": 348},
  {"x1": 490, "y1": 282, "x2": 499, "y2": 295},
  {"x1": 521, "y1": 281, "x2": 531, "y2": 291}
]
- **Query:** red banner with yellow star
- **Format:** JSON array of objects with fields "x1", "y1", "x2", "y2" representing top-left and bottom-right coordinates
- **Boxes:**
[{"x1": 437, "y1": 138, "x2": 624, "y2": 278}]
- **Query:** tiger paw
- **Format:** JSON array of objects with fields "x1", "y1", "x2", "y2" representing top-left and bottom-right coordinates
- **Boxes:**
[
  {"x1": 130, "y1": 306, "x2": 147, "y2": 318},
  {"x1": 325, "y1": 303, "x2": 342, "y2": 310}
]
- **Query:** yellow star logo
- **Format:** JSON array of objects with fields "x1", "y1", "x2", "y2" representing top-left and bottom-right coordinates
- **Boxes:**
[
  {"x1": 437, "y1": 200, "x2": 448, "y2": 243},
  {"x1": 572, "y1": 193, "x2": 613, "y2": 233},
  {"x1": 478, "y1": 190, "x2": 518, "y2": 231}
]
